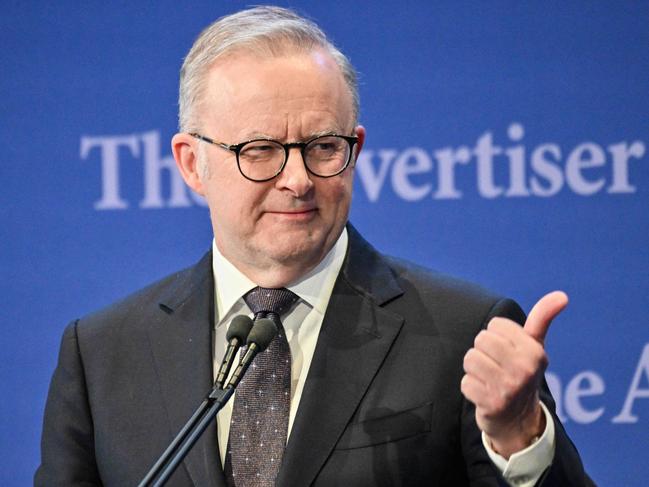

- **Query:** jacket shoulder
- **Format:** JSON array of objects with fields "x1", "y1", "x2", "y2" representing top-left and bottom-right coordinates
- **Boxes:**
[
  {"x1": 382, "y1": 254, "x2": 526, "y2": 335},
  {"x1": 76, "y1": 251, "x2": 213, "y2": 338},
  {"x1": 344, "y1": 224, "x2": 525, "y2": 331},
  {"x1": 385, "y1": 255, "x2": 501, "y2": 305}
]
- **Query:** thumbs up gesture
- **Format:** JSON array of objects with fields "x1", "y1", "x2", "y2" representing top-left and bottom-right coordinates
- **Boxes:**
[{"x1": 461, "y1": 291, "x2": 568, "y2": 458}]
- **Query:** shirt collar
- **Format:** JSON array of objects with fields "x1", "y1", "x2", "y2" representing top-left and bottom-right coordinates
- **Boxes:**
[{"x1": 212, "y1": 227, "x2": 348, "y2": 321}]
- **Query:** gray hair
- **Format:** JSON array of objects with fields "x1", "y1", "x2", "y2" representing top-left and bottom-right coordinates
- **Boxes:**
[{"x1": 178, "y1": 6, "x2": 359, "y2": 133}]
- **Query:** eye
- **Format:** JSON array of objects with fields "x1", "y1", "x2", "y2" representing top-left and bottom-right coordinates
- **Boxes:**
[
  {"x1": 308, "y1": 136, "x2": 344, "y2": 156},
  {"x1": 313, "y1": 141, "x2": 336, "y2": 151},
  {"x1": 240, "y1": 141, "x2": 282, "y2": 161},
  {"x1": 243, "y1": 143, "x2": 274, "y2": 154}
]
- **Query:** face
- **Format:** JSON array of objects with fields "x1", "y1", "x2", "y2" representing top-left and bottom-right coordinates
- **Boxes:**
[{"x1": 173, "y1": 48, "x2": 365, "y2": 286}]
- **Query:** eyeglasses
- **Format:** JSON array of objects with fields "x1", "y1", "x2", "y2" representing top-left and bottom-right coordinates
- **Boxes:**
[{"x1": 190, "y1": 132, "x2": 359, "y2": 182}]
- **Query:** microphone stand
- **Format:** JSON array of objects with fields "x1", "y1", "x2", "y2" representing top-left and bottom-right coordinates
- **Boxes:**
[
  {"x1": 138, "y1": 318, "x2": 277, "y2": 487},
  {"x1": 137, "y1": 386, "x2": 235, "y2": 487}
]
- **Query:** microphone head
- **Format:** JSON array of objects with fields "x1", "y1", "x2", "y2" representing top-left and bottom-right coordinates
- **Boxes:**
[
  {"x1": 226, "y1": 315, "x2": 254, "y2": 342},
  {"x1": 247, "y1": 318, "x2": 278, "y2": 352}
]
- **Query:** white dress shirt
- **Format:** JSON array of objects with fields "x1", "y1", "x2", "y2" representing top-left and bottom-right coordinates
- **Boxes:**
[
  {"x1": 211, "y1": 228, "x2": 554, "y2": 486},
  {"x1": 212, "y1": 229, "x2": 348, "y2": 467}
]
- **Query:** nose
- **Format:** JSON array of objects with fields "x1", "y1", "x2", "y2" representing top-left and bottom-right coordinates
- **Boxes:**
[{"x1": 275, "y1": 147, "x2": 314, "y2": 197}]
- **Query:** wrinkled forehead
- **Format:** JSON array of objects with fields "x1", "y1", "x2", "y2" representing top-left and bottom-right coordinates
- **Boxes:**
[
  {"x1": 213, "y1": 40, "x2": 338, "y2": 72},
  {"x1": 199, "y1": 47, "x2": 354, "y2": 124}
]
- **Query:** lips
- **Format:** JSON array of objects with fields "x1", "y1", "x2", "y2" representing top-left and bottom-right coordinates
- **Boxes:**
[
  {"x1": 278, "y1": 209, "x2": 316, "y2": 214},
  {"x1": 268, "y1": 207, "x2": 317, "y2": 214},
  {"x1": 266, "y1": 208, "x2": 318, "y2": 220}
]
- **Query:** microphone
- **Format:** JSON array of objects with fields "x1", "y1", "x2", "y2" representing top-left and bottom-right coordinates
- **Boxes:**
[
  {"x1": 214, "y1": 315, "x2": 254, "y2": 389},
  {"x1": 139, "y1": 317, "x2": 278, "y2": 486},
  {"x1": 225, "y1": 318, "x2": 278, "y2": 389}
]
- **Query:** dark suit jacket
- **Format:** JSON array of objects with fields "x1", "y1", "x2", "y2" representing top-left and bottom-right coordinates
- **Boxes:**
[{"x1": 36, "y1": 226, "x2": 592, "y2": 486}]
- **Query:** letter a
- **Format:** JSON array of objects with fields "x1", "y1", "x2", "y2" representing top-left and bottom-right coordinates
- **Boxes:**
[{"x1": 612, "y1": 343, "x2": 649, "y2": 423}]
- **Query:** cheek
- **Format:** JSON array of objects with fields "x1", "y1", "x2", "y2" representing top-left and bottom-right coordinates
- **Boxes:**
[
  {"x1": 317, "y1": 177, "x2": 353, "y2": 219},
  {"x1": 210, "y1": 180, "x2": 270, "y2": 228},
  {"x1": 332, "y1": 173, "x2": 354, "y2": 204},
  {"x1": 202, "y1": 177, "x2": 240, "y2": 219}
]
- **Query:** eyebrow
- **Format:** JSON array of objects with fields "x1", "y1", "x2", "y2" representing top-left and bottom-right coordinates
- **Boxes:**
[
  {"x1": 239, "y1": 128, "x2": 346, "y2": 142},
  {"x1": 310, "y1": 129, "x2": 345, "y2": 138}
]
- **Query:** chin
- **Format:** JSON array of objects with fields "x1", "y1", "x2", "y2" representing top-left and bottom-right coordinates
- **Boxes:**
[{"x1": 265, "y1": 234, "x2": 328, "y2": 265}]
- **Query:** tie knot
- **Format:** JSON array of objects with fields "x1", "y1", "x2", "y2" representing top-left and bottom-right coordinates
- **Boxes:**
[{"x1": 243, "y1": 287, "x2": 298, "y2": 318}]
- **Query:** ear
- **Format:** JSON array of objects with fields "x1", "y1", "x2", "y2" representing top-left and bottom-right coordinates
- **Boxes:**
[
  {"x1": 172, "y1": 133, "x2": 205, "y2": 195},
  {"x1": 352, "y1": 125, "x2": 366, "y2": 164}
]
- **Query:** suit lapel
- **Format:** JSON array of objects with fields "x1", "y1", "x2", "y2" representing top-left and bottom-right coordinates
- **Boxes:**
[
  {"x1": 146, "y1": 251, "x2": 226, "y2": 487},
  {"x1": 277, "y1": 225, "x2": 405, "y2": 487}
]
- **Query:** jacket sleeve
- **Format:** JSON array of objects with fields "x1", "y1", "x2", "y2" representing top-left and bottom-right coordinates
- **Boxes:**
[{"x1": 35, "y1": 320, "x2": 102, "y2": 487}]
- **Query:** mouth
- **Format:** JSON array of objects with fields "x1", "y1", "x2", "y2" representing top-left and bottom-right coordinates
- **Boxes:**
[{"x1": 266, "y1": 208, "x2": 318, "y2": 221}]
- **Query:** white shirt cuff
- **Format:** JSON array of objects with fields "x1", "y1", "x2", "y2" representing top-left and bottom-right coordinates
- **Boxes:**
[{"x1": 482, "y1": 401, "x2": 555, "y2": 487}]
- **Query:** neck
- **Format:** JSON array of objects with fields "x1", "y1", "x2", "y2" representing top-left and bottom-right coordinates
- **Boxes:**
[
  {"x1": 213, "y1": 229, "x2": 347, "y2": 289},
  {"x1": 234, "y1": 263, "x2": 315, "y2": 288}
]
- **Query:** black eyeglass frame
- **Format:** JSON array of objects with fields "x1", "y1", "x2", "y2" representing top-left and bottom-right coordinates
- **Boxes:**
[{"x1": 189, "y1": 132, "x2": 359, "y2": 182}]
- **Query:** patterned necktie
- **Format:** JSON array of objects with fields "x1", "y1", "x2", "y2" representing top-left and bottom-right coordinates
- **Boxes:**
[{"x1": 225, "y1": 287, "x2": 298, "y2": 487}]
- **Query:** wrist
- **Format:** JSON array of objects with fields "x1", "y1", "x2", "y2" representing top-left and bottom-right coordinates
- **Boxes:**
[{"x1": 487, "y1": 402, "x2": 545, "y2": 459}]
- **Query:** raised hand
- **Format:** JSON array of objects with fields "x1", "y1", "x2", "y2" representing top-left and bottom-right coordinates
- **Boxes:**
[{"x1": 461, "y1": 291, "x2": 568, "y2": 458}]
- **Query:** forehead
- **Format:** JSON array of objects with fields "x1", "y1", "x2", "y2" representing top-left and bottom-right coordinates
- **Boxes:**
[{"x1": 199, "y1": 48, "x2": 354, "y2": 136}]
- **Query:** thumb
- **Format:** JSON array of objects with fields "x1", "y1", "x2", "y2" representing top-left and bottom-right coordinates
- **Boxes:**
[{"x1": 524, "y1": 291, "x2": 569, "y2": 344}]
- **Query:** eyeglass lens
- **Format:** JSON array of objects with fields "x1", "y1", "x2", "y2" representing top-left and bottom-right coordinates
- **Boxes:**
[{"x1": 238, "y1": 135, "x2": 351, "y2": 181}]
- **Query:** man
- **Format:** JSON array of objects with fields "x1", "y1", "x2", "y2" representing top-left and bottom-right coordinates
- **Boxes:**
[{"x1": 36, "y1": 6, "x2": 593, "y2": 486}]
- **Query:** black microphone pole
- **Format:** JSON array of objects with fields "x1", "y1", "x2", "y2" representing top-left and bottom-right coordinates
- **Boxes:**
[
  {"x1": 137, "y1": 315, "x2": 252, "y2": 487},
  {"x1": 138, "y1": 317, "x2": 278, "y2": 487}
]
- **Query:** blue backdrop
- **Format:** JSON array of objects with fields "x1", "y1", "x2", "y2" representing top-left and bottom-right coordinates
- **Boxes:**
[{"x1": 2, "y1": 1, "x2": 648, "y2": 485}]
